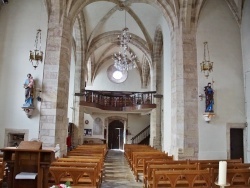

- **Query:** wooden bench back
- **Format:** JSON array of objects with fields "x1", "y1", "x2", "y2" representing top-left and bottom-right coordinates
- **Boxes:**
[
  {"x1": 153, "y1": 169, "x2": 212, "y2": 188},
  {"x1": 49, "y1": 166, "x2": 97, "y2": 186},
  {"x1": 188, "y1": 158, "x2": 242, "y2": 165},
  {"x1": 147, "y1": 163, "x2": 199, "y2": 187},
  {"x1": 212, "y1": 168, "x2": 250, "y2": 187}
]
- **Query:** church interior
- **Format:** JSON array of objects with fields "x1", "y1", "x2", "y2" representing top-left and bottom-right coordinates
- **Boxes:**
[{"x1": 0, "y1": 0, "x2": 250, "y2": 187}]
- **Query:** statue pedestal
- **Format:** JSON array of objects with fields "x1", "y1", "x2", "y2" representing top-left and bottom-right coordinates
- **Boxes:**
[
  {"x1": 21, "y1": 106, "x2": 35, "y2": 118},
  {"x1": 203, "y1": 112, "x2": 215, "y2": 123}
]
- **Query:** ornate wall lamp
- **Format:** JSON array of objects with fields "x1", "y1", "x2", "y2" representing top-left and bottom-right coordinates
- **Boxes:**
[
  {"x1": 200, "y1": 42, "x2": 213, "y2": 78},
  {"x1": 29, "y1": 29, "x2": 43, "y2": 69}
]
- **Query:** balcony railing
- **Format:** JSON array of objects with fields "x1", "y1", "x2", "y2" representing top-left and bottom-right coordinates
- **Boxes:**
[{"x1": 75, "y1": 90, "x2": 157, "y2": 111}]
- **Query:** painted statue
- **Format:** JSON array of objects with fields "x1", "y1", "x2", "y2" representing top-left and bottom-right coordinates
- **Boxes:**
[
  {"x1": 204, "y1": 82, "x2": 214, "y2": 112},
  {"x1": 23, "y1": 73, "x2": 35, "y2": 107}
]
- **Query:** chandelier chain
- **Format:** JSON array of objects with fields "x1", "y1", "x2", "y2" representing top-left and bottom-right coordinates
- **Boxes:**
[{"x1": 112, "y1": 9, "x2": 137, "y2": 71}]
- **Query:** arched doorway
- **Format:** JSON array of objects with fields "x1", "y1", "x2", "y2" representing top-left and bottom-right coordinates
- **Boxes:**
[{"x1": 108, "y1": 120, "x2": 124, "y2": 150}]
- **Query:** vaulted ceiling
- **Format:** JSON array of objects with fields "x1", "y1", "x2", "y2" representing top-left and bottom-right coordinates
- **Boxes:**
[{"x1": 42, "y1": 0, "x2": 245, "y2": 86}]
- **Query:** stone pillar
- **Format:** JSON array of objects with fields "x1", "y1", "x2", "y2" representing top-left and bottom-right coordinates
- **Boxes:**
[
  {"x1": 170, "y1": 28, "x2": 198, "y2": 160},
  {"x1": 150, "y1": 109, "x2": 156, "y2": 147},
  {"x1": 71, "y1": 18, "x2": 86, "y2": 147},
  {"x1": 151, "y1": 95, "x2": 163, "y2": 150},
  {"x1": 39, "y1": 3, "x2": 72, "y2": 156}
]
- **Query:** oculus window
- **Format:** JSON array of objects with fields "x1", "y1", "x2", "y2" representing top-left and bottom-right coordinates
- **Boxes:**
[{"x1": 107, "y1": 65, "x2": 127, "y2": 83}]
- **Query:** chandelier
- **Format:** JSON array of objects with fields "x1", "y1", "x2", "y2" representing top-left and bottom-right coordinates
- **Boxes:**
[
  {"x1": 112, "y1": 10, "x2": 137, "y2": 71},
  {"x1": 200, "y1": 41, "x2": 213, "y2": 78},
  {"x1": 29, "y1": 29, "x2": 43, "y2": 69}
]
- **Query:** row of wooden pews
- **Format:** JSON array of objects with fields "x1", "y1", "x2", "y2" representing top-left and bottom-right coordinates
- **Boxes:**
[
  {"x1": 145, "y1": 159, "x2": 249, "y2": 188},
  {"x1": 48, "y1": 144, "x2": 107, "y2": 188},
  {"x1": 124, "y1": 144, "x2": 173, "y2": 182},
  {"x1": 0, "y1": 155, "x2": 3, "y2": 187},
  {"x1": 125, "y1": 144, "x2": 250, "y2": 188}
]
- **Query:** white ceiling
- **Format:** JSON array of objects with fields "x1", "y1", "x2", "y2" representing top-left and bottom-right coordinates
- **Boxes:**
[{"x1": 81, "y1": 1, "x2": 162, "y2": 69}]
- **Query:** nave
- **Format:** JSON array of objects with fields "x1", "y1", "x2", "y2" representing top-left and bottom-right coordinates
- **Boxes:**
[
  {"x1": 1, "y1": 143, "x2": 250, "y2": 188},
  {"x1": 101, "y1": 149, "x2": 143, "y2": 188}
]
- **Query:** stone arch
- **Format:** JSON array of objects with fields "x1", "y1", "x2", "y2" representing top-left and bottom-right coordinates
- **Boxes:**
[
  {"x1": 104, "y1": 115, "x2": 128, "y2": 149},
  {"x1": 151, "y1": 25, "x2": 163, "y2": 91},
  {"x1": 86, "y1": 31, "x2": 151, "y2": 64},
  {"x1": 68, "y1": 0, "x2": 176, "y2": 33}
]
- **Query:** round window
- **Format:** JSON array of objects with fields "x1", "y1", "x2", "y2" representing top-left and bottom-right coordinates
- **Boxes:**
[{"x1": 107, "y1": 65, "x2": 128, "y2": 83}]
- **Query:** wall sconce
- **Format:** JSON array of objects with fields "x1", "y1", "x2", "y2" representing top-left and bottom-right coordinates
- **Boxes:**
[
  {"x1": 21, "y1": 106, "x2": 35, "y2": 118},
  {"x1": 198, "y1": 93, "x2": 205, "y2": 101},
  {"x1": 203, "y1": 112, "x2": 215, "y2": 123},
  {"x1": 200, "y1": 42, "x2": 213, "y2": 78},
  {"x1": 29, "y1": 29, "x2": 43, "y2": 69}
]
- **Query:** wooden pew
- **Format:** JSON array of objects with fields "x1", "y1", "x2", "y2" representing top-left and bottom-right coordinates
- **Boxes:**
[
  {"x1": 130, "y1": 151, "x2": 164, "y2": 169},
  {"x1": 50, "y1": 145, "x2": 105, "y2": 188},
  {"x1": 56, "y1": 158, "x2": 103, "y2": 175},
  {"x1": 133, "y1": 154, "x2": 173, "y2": 182},
  {"x1": 75, "y1": 144, "x2": 107, "y2": 156},
  {"x1": 143, "y1": 160, "x2": 189, "y2": 187},
  {"x1": 127, "y1": 148, "x2": 156, "y2": 162},
  {"x1": 49, "y1": 166, "x2": 99, "y2": 187},
  {"x1": 0, "y1": 161, "x2": 3, "y2": 188},
  {"x1": 147, "y1": 163, "x2": 199, "y2": 188},
  {"x1": 200, "y1": 162, "x2": 250, "y2": 171},
  {"x1": 211, "y1": 167, "x2": 250, "y2": 188},
  {"x1": 188, "y1": 158, "x2": 242, "y2": 165},
  {"x1": 64, "y1": 156, "x2": 104, "y2": 175},
  {"x1": 50, "y1": 161, "x2": 102, "y2": 180},
  {"x1": 124, "y1": 145, "x2": 153, "y2": 162},
  {"x1": 152, "y1": 169, "x2": 213, "y2": 188}
]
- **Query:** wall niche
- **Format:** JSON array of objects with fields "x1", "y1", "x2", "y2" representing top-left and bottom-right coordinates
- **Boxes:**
[{"x1": 4, "y1": 129, "x2": 29, "y2": 147}]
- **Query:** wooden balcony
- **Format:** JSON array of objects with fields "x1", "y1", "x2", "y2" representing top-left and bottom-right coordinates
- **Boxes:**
[{"x1": 75, "y1": 90, "x2": 157, "y2": 112}]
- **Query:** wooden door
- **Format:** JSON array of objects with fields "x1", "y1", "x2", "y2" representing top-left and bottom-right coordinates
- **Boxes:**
[
  {"x1": 108, "y1": 120, "x2": 124, "y2": 149},
  {"x1": 230, "y1": 128, "x2": 244, "y2": 161}
]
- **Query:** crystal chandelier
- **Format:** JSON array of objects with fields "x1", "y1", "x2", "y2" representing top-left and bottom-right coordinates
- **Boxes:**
[
  {"x1": 29, "y1": 29, "x2": 43, "y2": 69},
  {"x1": 113, "y1": 47, "x2": 137, "y2": 71},
  {"x1": 112, "y1": 10, "x2": 137, "y2": 71},
  {"x1": 200, "y1": 41, "x2": 213, "y2": 78}
]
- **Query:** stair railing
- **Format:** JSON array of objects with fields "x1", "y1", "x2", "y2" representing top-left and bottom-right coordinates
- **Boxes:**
[{"x1": 131, "y1": 125, "x2": 150, "y2": 144}]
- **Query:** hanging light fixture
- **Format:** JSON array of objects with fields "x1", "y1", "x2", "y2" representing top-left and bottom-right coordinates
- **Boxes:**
[
  {"x1": 200, "y1": 41, "x2": 213, "y2": 78},
  {"x1": 112, "y1": 9, "x2": 137, "y2": 71},
  {"x1": 29, "y1": 29, "x2": 43, "y2": 69}
]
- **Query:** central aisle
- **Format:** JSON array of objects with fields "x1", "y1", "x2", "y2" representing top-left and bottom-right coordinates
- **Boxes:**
[{"x1": 101, "y1": 149, "x2": 143, "y2": 188}]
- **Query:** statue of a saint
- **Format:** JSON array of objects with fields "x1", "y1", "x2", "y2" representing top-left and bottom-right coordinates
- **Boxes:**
[
  {"x1": 204, "y1": 82, "x2": 214, "y2": 112},
  {"x1": 23, "y1": 73, "x2": 35, "y2": 107}
]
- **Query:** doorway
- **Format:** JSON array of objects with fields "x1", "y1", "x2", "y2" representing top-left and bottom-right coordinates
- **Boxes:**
[
  {"x1": 230, "y1": 128, "x2": 244, "y2": 161},
  {"x1": 108, "y1": 120, "x2": 124, "y2": 150}
]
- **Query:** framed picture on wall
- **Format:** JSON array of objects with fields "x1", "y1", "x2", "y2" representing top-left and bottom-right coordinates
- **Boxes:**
[{"x1": 84, "y1": 129, "x2": 92, "y2": 136}]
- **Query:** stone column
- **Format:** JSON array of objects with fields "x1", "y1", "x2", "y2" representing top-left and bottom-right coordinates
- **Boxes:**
[
  {"x1": 150, "y1": 109, "x2": 156, "y2": 147},
  {"x1": 170, "y1": 28, "x2": 198, "y2": 159},
  {"x1": 151, "y1": 95, "x2": 163, "y2": 150},
  {"x1": 39, "y1": 4, "x2": 72, "y2": 156},
  {"x1": 71, "y1": 17, "x2": 86, "y2": 147}
]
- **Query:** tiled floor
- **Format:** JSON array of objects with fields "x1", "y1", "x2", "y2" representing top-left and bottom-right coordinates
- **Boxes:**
[{"x1": 101, "y1": 149, "x2": 143, "y2": 188}]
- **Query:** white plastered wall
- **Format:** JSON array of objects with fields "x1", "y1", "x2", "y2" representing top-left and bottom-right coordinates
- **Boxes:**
[
  {"x1": 0, "y1": 0, "x2": 48, "y2": 148},
  {"x1": 197, "y1": 0, "x2": 245, "y2": 159},
  {"x1": 86, "y1": 60, "x2": 148, "y2": 92},
  {"x1": 83, "y1": 113, "x2": 150, "y2": 144},
  {"x1": 67, "y1": 48, "x2": 76, "y2": 123},
  {"x1": 241, "y1": 0, "x2": 250, "y2": 162},
  {"x1": 159, "y1": 17, "x2": 172, "y2": 153}
]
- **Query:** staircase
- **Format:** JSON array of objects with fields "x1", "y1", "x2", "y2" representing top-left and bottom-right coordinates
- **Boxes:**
[{"x1": 131, "y1": 125, "x2": 150, "y2": 145}]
